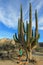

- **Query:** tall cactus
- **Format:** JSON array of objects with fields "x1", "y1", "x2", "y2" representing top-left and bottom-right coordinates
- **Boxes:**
[
  {"x1": 13, "y1": 3, "x2": 40, "y2": 62},
  {"x1": 28, "y1": 3, "x2": 32, "y2": 61},
  {"x1": 20, "y1": 5, "x2": 24, "y2": 35},
  {"x1": 35, "y1": 10, "x2": 38, "y2": 39},
  {"x1": 29, "y1": 3, "x2": 32, "y2": 38},
  {"x1": 35, "y1": 10, "x2": 40, "y2": 47}
]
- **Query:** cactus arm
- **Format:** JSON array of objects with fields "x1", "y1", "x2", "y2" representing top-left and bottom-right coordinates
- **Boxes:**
[
  {"x1": 35, "y1": 10, "x2": 38, "y2": 39},
  {"x1": 31, "y1": 38, "x2": 37, "y2": 49},
  {"x1": 13, "y1": 33, "x2": 19, "y2": 42},
  {"x1": 18, "y1": 18, "x2": 20, "y2": 35},
  {"x1": 29, "y1": 3, "x2": 32, "y2": 38},
  {"x1": 23, "y1": 22, "x2": 26, "y2": 33}
]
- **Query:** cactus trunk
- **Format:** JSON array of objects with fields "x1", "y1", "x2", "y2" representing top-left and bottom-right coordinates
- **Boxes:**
[
  {"x1": 29, "y1": 46, "x2": 32, "y2": 61},
  {"x1": 29, "y1": 3, "x2": 32, "y2": 60}
]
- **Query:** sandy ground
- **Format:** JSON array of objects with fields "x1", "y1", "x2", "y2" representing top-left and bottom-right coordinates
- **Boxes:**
[
  {"x1": 0, "y1": 60, "x2": 18, "y2": 65},
  {"x1": 0, "y1": 60, "x2": 43, "y2": 65},
  {"x1": 37, "y1": 61, "x2": 43, "y2": 65},
  {"x1": 0, "y1": 55, "x2": 43, "y2": 65},
  {"x1": 0, "y1": 53, "x2": 43, "y2": 65}
]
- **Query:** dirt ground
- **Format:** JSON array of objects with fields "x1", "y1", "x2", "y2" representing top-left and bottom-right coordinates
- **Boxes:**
[
  {"x1": 0, "y1": 55, "x2": 43, "y2": 65},
  {"x1": 37, "y1": 61, "x2": 43, "y2": 65},
  {"x1": 0, "y1": 60, "x2": 43, "y2": 65},
  {"x1": 0, "y1": 60, "x2": 18, "y2": 65},
  {"x1": 0, "y1": 52, "x2": 43, "y2": 65}
]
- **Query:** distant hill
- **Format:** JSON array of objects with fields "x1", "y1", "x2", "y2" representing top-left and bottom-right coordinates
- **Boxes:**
[
  {"x1": 0, "y1": 38, "x2": 15, "y2": 45},
  {"x1": 0, "y1": 38, "x2": 43, "y2": 47},
  {"x1": 39, "y1": 43, "x2": 43, "y2": 47}
]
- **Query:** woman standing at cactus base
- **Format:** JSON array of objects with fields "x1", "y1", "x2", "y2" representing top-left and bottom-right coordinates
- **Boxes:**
[{"x1": 18, "y1": 47, "x2": 23, "y2": 60}]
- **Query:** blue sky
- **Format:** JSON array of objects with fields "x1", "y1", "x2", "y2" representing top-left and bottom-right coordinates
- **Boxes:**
[{"x1": 0, "y1": 0, "x2": 43, "y2": 42}]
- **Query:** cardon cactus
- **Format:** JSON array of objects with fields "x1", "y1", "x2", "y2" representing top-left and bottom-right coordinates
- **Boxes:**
[{"x1": 13, "y1": 3, "x2": 40, "y2": 61}]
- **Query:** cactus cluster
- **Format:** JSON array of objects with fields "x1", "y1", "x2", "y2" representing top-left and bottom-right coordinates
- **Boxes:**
[{"x1": 13, "y1": 3, "x2": 40, "y2": 61}]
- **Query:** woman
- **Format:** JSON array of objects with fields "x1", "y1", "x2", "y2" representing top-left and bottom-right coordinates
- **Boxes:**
[{"x1": 18, "y1": 47, "x2": 23, "y2": 60}]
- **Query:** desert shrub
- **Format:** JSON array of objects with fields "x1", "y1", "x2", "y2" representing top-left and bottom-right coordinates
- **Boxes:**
[
  {"x1": 0, "y1": 43, "x2": 15, "y2": 51},
  {"x1": 35, "y1": 47, "x2": 43, "y2": 52}
]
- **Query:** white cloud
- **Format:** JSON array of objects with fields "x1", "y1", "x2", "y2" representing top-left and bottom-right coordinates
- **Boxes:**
[
  {"x1": 24, "y1": 0, "x2": 43, "y2": 19},
  {"x1": 38, "y1": 17, "x2": 43, "y2": 30},
  {"x1": 32, "y1": 20, "x2": 35, "y2": 29},
  {"x1": 0, "y1": 0, "x2": 43, "y2": 30},
  {"x1": 32, "y1": 17, "x2": 43, "y2": 30},
  {"x1": 35, "y1": 1, "x2": 43, "y2": 12},
  {"x1": 0, "y1": 5, "x2": 18, "y2": 29},
  {"x1": 39, "y1": 27, "x2": 43, "y2": 30}
]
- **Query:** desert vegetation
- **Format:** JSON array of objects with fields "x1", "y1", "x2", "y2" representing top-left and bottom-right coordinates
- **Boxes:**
[
  {"x1": 0, "y1": 3, "x2": 43, "y2": 65},
  {"x1": 13, "y1": 3, "x2": 40, "y2": 62}
]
